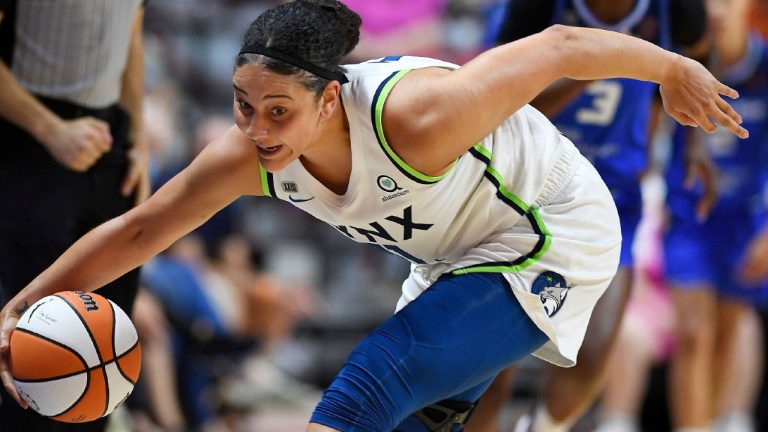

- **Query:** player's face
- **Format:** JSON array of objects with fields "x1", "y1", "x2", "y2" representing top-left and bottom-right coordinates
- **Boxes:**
[
  {"x1": 706, "y1": 0, "x2": 751, "y2": 36},
  {"x1": 232, "y1": 64, "x2": 326, "y2": 172}
]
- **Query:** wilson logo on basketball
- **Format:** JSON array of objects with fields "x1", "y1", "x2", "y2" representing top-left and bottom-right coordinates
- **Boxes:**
[{"x1": 74, "y1": 291, "x2": 99, "y2": 312}]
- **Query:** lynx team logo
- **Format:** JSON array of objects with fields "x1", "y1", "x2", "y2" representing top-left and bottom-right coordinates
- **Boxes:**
[{"x1": 531, "y1": 271, "x2": 570, "y2": 317}]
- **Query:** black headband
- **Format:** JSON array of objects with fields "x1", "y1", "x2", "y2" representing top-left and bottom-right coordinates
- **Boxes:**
[{"x1": 238, "y1": 43, "x2": 348, "y2": 84}]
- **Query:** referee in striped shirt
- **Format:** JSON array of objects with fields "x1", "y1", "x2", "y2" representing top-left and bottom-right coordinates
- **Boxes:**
[{"x1": 0, "y1": 1, "x2": 148, "y2": 430}]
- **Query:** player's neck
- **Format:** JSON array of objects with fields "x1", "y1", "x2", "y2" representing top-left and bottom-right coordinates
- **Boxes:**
[
  {"x1": 584, "y1": 0, "x2": 637, "y2": 24},
  {"x1": 300, "y1": 99, "x2": 352, "y2": 195}
]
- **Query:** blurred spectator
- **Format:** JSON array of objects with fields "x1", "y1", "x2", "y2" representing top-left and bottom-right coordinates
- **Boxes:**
[
  {"x1": 130, "y1": 288, "x2": 187, "y2": 431},
  {"x1": 751, "y1": 0, "x2": 768, "y2": 35},
  {"x1": 206, "y1": 234, "x2": 303, "y2": 343},
  {"x1": 344, "y1": 0, "x2": 449, "y2": 60}
]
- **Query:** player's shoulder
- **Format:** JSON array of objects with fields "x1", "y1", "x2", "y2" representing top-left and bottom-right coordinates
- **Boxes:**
[
  {"x1": 341, "y1": 56, "x2": 458, "y2": 111},
  {"x1": 344, "y1": 56, "x2": 458, "y2": 78}
]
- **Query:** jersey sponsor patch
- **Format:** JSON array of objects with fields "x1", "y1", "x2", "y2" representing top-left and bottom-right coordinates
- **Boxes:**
[
  {"x1": 531, "y1": 271, "x2": 571, "y2": 317},
  {"x1": 377, "y1": 174, "x2": 410, "y2": 202},
  {"x1": 377, "y1": 175, "x2": 401, "y2": 192}
]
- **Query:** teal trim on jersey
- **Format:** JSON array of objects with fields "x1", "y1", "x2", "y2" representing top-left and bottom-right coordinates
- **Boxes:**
[
  {"x1": 373, "y1": 69, "x2": 457, "y2": 184},
  {"x1": 451, "y1": 144, "x2": 552, "y2": 275},
  {"x1": 258, "y1": 163, "x2": 272, "y2": 197}
]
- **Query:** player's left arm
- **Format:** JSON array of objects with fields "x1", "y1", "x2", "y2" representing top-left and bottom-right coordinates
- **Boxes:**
[
  {"x1": 383, "y1": 25, "x2": 746, "y2": 175},
  {"x1": 118, "y1": 4, "x2": 150, "y2": 204}
]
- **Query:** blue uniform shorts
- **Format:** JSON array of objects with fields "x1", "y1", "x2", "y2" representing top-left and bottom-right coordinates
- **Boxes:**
[
  {"x1": 664, "y1": 205, "x2": 768, "y2": 305},
  {"x1": 310, "y1": 272, "x2": 548, "y2": 432},
  {"x1": 617, "y1": 205, "x2": 642, "y2": 267}
]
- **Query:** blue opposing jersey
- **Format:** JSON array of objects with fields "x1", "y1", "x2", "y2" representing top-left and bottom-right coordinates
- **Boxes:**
[
  {"x1": 666, "y1": 34, "x2": 768, "y2": 221},
  {"x1": 549, "y1": 0, "x2": 671, "y2": 209}
]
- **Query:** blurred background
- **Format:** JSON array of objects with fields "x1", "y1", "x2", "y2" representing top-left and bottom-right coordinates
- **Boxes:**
[{"x1": 77, "y1": 0, "x2": 768, "y2": 431}]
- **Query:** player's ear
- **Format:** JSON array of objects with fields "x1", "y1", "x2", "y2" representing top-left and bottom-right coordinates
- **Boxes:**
[{"x1": 319, "y1": 81, "x2": 341, "y2": 119}]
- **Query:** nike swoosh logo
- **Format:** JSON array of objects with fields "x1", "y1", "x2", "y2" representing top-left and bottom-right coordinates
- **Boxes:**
[{"x1": 288, "y1": 195, "x2": 315, "y2": 203}]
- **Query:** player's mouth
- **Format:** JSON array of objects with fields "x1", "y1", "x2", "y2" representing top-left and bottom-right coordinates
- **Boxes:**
[{"x1": 257, "y1": 144, "x2": 283, "y2": 158}]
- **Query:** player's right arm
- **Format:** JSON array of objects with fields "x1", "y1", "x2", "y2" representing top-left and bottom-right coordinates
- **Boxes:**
[
  {"x1": 385, "y1": 25, "x2": 747, "y2": 177},
  {"x1": 0, "y1": 125, "x2": 263, "y2": 405}
]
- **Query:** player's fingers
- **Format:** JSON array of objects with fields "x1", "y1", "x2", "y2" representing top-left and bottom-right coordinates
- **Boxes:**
[
  {"x1": 693, "y1": 111, "x2": 717, "y2": 133},
  {"x1": 713, "y1": 99, "x2": 748, "y2": 139},
  {"x1": 718, "y1": 83, "x2": 739, "y2": 100},
  {"x1": 0, "y1": 327, "x2": 9, "y2": 353},
  {"x1": 0, "y1": 366, "x2": 25, "y2": 408},
  {"x1": 716, "y1": 97, "x2": 742, "y2": 125},
  {"x1": 0, "y1": 343, "x2": 27, "y2": 408},
  {"x1": 673, "y1": 110, "x2": 698, "y2": 128}
]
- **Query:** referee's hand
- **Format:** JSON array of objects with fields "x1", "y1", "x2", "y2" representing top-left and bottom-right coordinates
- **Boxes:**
[{"x1": 41, "y1": 117, "x2": 113, "y2": 172}]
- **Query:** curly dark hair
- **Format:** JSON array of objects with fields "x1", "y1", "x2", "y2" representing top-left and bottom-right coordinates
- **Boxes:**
[{"x1": 236, "y1": 0, "x2": 362, "y2": 96}]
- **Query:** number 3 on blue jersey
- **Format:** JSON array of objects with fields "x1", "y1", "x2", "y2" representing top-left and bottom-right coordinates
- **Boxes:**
[{"x1": 576, "y1": 81, "x2": 623, "y2": 126}]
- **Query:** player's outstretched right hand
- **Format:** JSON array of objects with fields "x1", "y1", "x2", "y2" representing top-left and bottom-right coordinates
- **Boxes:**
[{"x1": 0, "y1": 302, "x2": 28, "y2": 409}]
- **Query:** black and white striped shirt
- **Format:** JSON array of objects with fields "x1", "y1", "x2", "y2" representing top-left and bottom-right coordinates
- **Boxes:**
[{"x1": 0, "y1": 0, "x2": 144, "y2": 109}]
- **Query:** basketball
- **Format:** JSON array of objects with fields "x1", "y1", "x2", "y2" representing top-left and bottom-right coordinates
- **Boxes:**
[{"x1": 8, "y1": 291, "x2": 141, "y2": 423}]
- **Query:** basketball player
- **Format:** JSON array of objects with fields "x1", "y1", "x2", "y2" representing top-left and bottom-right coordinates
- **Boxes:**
[
  {"x1": 466, "y1": 2, "x2": 710, "y2": 431},
  {"x1": 664, "y1": 0, "x2": 768, "y2": 430},
  {"x1": 0, "y1": 1, "x2": 148, "y2": 431},
  {"x1": 0, "y1": 1, "x2": 747, "y2": 431}
]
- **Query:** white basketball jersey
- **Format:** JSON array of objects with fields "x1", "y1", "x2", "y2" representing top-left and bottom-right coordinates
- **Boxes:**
[
  {"x1": 259, "y1": 56, "x2": 618, "y2": 366},
  {"x1": 261, "y1": 55, "x2": 577, "y2": 269}
]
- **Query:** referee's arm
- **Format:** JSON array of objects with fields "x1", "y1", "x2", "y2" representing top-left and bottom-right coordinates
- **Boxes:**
[
  {"x1": 0, "y1": 3, "x2": 66, "y2": 151},
  {"x1": 118, "y1": 5, "x2": 151, "y2": 203},
  {"x1": 0, "y1": 2, "x2": 111, "y2": 171}
]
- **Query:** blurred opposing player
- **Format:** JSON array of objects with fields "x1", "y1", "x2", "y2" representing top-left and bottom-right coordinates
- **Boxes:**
[
  {"x1": 664, "y1": 0, "x2": 768, "y2": 430},
  {"x1": 467, "y1": 1, "x2": 710, "y2": 431}
]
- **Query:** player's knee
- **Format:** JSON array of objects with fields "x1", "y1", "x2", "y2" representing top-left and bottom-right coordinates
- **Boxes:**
[{"x1": 311, "y1": 318, "x2": 421, "y2": 431}]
